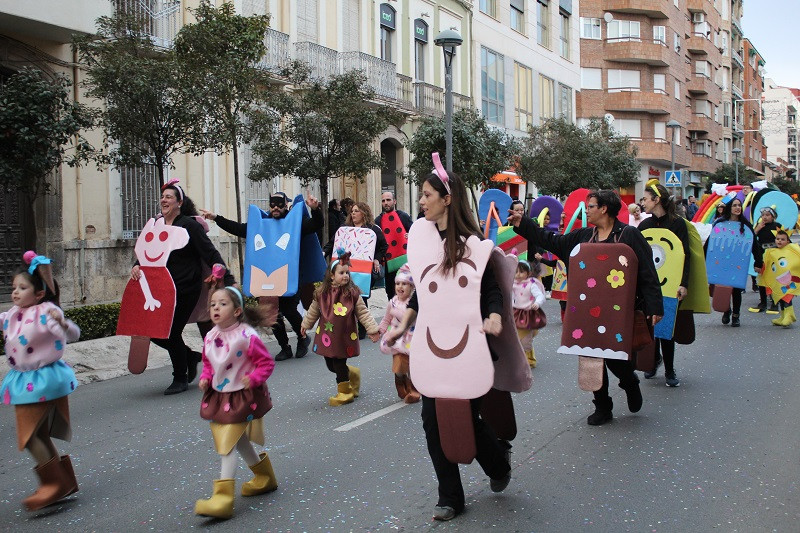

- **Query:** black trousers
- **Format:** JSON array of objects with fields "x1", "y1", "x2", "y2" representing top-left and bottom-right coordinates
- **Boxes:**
[
  {"x1": 420, "y1": 395, "x2": 510, "y2": 512},
  {"x1": 654, "y1": 339, "x2": 676, "y2": 373},
  {"x1": 152, "y1": 287, "x2": 200, "y2": 381},
  {"x1": 592, "y1": 359, "x2": 638, "y2": 408},
  {"x1": 730, "y1": 288, "x2": 743, "y2": 314},
  {"x1": 384, "y1": 269, "x2": 397, "y2": 300},
  {"x1": 273, "y1": 294, "x2": 304, "y2": 348},
  {"x1": 324, "y1": 357, "x2": 350, "y2": 383}
]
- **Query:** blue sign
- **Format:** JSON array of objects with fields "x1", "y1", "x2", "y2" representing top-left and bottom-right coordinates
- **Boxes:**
[{"x1": 665, "y1": 171, "x2": 681, "y2": 187}]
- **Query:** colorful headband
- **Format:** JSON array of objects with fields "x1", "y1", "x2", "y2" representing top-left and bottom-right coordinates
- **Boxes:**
[
  {"x1": 517, "y1": 259, "x2": 531, "y2": 271},
  {"x1": 431, "y1": 152, "x2": 451, "y2": 195},
  {"x1": 646, "y1": 178, "x2": 661, "y2": 198},
  {"x1": 23, "y1": 250, "x2": 56, "y2": 294},
  {"x1": 162, "y1": 178, "x2": 184, "y2": 202},
  {"x1": 224, "y1": 286, "x2": 244, "y2": 308},
  {"x1": 395, "y1": 264, "x2": 413, "y2": 285}
]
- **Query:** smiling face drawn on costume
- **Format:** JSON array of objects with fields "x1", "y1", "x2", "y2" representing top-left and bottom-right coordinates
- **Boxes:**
[
  {"x1": 642, "y1": 228, "x2": 684, "y2": 297},
  {"x1": 134, "y1": 217, "x2": 190, "y2": 267}
]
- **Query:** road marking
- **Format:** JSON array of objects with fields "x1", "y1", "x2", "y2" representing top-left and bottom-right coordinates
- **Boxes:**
[{"x1": 334, "y1": 402, "x2": 407, "y2": 432}]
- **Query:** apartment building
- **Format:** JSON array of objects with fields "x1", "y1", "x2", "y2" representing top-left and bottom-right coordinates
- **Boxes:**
[
  {"x1": 0, "y1": 0, "x2": 473, "y2": 305},
  {"x1": 762, "y1": 79, "x2": 800, "y2": 174},
  {"x1": 741, "y1": 37, "x2": 765, "y2": 174},
  {"x1": 577, "y1": 0, "x2": 727, "y2": 200}
]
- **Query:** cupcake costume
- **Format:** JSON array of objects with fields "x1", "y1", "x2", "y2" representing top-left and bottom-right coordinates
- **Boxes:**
[
  {"x1": 379, "y1": 296, "x2": 414, "y2": 356},
  {"x1": 199, "y1": 323, "x2": 274, "y2": 455}
]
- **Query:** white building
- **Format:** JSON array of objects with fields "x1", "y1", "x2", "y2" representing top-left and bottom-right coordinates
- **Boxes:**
[{"x1": 762, "y1": 79, "x2": 800, "y2": 172}]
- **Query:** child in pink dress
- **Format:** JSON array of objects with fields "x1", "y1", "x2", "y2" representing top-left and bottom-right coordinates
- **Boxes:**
[
  {"x1": 1, "y1": 251, "x2": 80, "y2": 511},
  {"x1": 379, "y1": 264, "x2": 420, "y2": 403},
  {"x1": 512, "y1": 259, "x2": 546, "y2": 368},
  {"x1": 195, "y1": 286, "x2": 276, "y2": 520}
]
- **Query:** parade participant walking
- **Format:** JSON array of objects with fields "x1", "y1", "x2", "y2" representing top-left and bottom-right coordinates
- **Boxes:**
[
  {"x1": 509, "y1": 190, "x2": 663, "y2": 426},
  {"x1": 710, "y1": 198, "x2": 754, "y2": 327},
  {"x1": 378, "y1": 264, "x2": 419, "y2": 403},
  {"x1": 1, "y1": 252, "x2": 80, "y2": 511},
  {"x1": 512, "y1": 258, "x2": 546, "y2": 368},
  {"x1": 375, "y1": 191, "x2": 412, "y2": 300},
  {"x1": 750, "y1": 206, "x2": 782, "y2": 314},
  {"x1": 639, "y1": 181, "x2": 692, "y2": 386},
  {"x1": 300, "y1": 253, "x2": 381, "y2": 406},
  {"x1": 131, "y1": 181, "x2": 235, "y2": 395},
  {"x1": 385, "y1": 167, "x2": 516, "y2": 522},
  {"x1": 201, "y1": 192, "x2": 323, "y2": 361},
  {"x1": 766, "y1": 230, "x2": 797, "y2": 327},
  {"x1": 195, "y1": 287, "x2": 276, "y2": 520}
]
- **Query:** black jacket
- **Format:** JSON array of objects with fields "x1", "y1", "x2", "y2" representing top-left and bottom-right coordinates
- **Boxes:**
[
  {"x1": 215, "y1": 206, "x2": 323, "y2": 239},
  {"x1": 514, "y1": 216, "x2": 664, "y2": 317}
]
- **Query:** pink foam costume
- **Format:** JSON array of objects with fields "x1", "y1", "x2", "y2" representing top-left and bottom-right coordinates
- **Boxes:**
[{"x1": 379, "y1": 296, "x2": 414, "y2": 356}]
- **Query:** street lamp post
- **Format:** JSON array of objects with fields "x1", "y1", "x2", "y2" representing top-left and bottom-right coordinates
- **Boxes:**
[
  {"x1": 667, "y1": 119, "x2": 681, "y2": 195},
  {"x1": 434, "y1": 29, "x2": 463, "y2": 172},
  {"x1": 732, "y1": 147, "x2": 742, "y2": 185}
]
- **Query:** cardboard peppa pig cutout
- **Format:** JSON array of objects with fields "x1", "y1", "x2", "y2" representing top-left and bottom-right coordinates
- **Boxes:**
[{"x1": 117, "y1": 217, "x2": 189, "y2": 373}]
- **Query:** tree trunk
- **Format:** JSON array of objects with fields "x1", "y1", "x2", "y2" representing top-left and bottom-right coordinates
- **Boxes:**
[
  {"x1": 320, "y1": 176, "x2": 330, "y2": 247},
  {"x1": 470, "y1": 187, "x2": 479, "y2": 215},
  {"x1": 231, "y1": 127, "x2": 245, "y2": 282},
  {"x1": 156, "y1": 161, "x2": 165, "y2": 188}
]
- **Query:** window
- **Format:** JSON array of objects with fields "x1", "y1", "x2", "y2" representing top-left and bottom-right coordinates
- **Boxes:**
[
  {"x1": 481, "y1": 47, "x2": 505, "y2": 125},
  {"x1": 714, "y1": 105, "x2": 720, "y2": 123},
  {"x1": 581, "y1": 67, "x2": 602, "y2": 89},
  {"x1": 695, "y1": 99, "x2": 711, "y2": 117},
  {"x1": 580, "y1": 17, "x2": 601, "y2": 39},
  {"x1": 539, "y1": 74, "x2": 554, "y2": 119},
  {"x1": 537, "y1": 0, "x2": 550, "y2": 48},
  {"x1": 480, "y1": 0, "x2": 496, "y2": 17},
  {"x1": 511, "y1": 0, "x2": 525, "y2": 33},
  {"x1": 414, "y1": 19, "x2": 428, "y2": 81},
  {"x1": 720, "y1": 31, "x2": 728, "y2": 55},
  {"x1": 674, "y1": 32, "x2": 681, "y2": 52},
  {"x1": 608, "y1": 69, "x2": 641, "y2": 92},
  {"x1": 559, "y1": 83, "x2": 572, "y2": 120},
  {"x1": 653, "y1": 26, "x2": 666, "y2": 45},
  {"x1": 674, "y1": 79, "x2": 681, "y2": 100},
  {"x1": 653, "y1": 73, "x2": 666, "y2": 93},
  {"x1": 695, "y1": 60, "x2": 711, "y2": 78},
  {"x1": 724, "y1": 101, "x2": 732, "y2": 127},
  {"x1": 121, "y1": 164, "x2": 160, "y2": 239},
  {"x1": 514, "y1": 62, "x2": 533, "y2": 130},
  {"x1": 607, "y1": 20, "x2": 640, "y2": 41},
  {"x1": 613, "y1": 119, "x2": 642, "y2": 139},
  {"x1": 559, "y1": 12, "x2": 570, "y2": 59},
  {"x1": 379, "y1": 4, "x2": 396, "y2": 62},
  {"x1": 654, "y1": 121, "x2": 667, "y2": 140},
  {"x1": 297, "y1": 0, "x2": 319, "y2": 43}
]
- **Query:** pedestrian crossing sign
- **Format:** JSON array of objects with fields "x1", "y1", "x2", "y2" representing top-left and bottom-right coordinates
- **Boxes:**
[{"x1": 665, "y1": 171, "x2": 681, "y2": 187}]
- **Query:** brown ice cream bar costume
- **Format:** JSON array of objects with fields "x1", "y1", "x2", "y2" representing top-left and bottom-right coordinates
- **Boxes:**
[{"x1": 302, "y1": 286, "x2": 379, "y2": 358}]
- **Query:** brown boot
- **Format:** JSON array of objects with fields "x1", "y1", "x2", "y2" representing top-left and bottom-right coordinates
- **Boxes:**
[
  {"x1": 23, "y1": 455, "x2": 77, "y2": 511},
  {"x1": 59, "y1": 455, "x2": 79, "y2": 497},
  {"x1": 403, "y1": 376, "x2": 420, "y2": 404},
  {"x1": 394, "y1": 374, "x2": 408, "y2": 400}
]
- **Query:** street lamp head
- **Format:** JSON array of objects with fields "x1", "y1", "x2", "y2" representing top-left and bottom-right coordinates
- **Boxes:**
[
  {"x1": 732, "y1": 148, "x2": 742, "y2": 156},
  {"x1": 434, "y1": 29, "x2": 463, "y2": 69},
  {"x1": 666, "y1": 119, "x2": 681, "y2": 129}
]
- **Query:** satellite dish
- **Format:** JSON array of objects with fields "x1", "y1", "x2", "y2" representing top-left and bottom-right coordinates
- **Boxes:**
[
  {"x1": 604, "y1": 113, "x2": 615, "y2": 124},
  {"x1": 603, "y1": 12, "x2": 614, "y2": 23}
]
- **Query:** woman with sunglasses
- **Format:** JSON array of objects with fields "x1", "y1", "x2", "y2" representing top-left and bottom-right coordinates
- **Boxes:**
[{"x1": 508, "y1": 190, "x2": 663, "y2": 426}]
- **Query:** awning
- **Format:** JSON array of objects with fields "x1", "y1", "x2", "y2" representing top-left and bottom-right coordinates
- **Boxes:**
[{"x1": 491, "y1": 170, "x2": 525, "y2": 185}]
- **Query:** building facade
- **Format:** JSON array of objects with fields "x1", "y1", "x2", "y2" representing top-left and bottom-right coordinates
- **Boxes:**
[
  {"x1": 577, "y1": 0, "x2": 727, "y2": 201},
  {"x1": 741, "y1": 37, "x2": 765, "y2": 175},
  {"x1": 762, "y1": 80, "x2": 800, "y2": 175}
]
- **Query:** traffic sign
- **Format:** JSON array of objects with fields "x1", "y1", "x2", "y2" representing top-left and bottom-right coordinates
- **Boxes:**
[{"x1": 665, "y1": 171, "x2": 681, "y2": 187}]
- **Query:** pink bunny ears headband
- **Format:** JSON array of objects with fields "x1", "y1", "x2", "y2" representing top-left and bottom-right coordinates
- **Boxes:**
[
  {"x1": 431, "y1": 153, "x2": 451, "y2": 195},
  {"x1": 162, "y1": 178, "x2": 184, "y2": 202}
]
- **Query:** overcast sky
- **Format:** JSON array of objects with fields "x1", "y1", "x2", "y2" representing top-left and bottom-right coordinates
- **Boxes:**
[{"x1": 742, "y1": 0, "x2": 800, "y2": 88}]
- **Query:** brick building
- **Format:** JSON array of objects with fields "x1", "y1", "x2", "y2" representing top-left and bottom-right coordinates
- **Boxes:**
[{"x1": 741, "y1": 37, "x2": 765, "y2": 175}]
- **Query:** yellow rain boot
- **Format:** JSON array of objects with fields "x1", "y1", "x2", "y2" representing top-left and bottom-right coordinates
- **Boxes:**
[
  {"x1": 329, "y1": 381, "x2": 355, "y2": 406},
  {"x1": 348, "y1": 366, "x2": 361, "y2": 397},
  {"x1": 779, "y1": 306, "x2": 796, "y2": 327},
  {"x1": 195, "y1": 479, "x2": 235, "y2": 519},
  {"x1": 772, "y1": 308, "x2": 785, "y2": 326},
  {"x1": 241, "y1": 453, "x2": 278, "y2": 496}
]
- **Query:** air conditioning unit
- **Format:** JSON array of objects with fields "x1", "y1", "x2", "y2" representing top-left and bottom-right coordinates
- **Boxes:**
[{"x1": 692, "y1": 12, "x2": 705, "y2": 23}]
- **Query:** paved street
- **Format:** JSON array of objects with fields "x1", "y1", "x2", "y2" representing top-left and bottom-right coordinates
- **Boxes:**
[{"x1": 0, "y1": 293, "x2": 798, "y2": 532}]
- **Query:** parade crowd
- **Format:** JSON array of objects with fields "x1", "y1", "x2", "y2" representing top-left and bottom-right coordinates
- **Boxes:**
[{"x1": 2, "y1": 168, "x2": 798, "y2": 522}]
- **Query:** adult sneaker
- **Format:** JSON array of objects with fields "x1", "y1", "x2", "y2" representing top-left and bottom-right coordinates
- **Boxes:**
[
  {"x1": 433, "y1": 506, "x2": 457, "y2": 521},
  {"x1": 766, "y1": 302, "x2": 780, "y2": 315},
  {"x1": 644, "y1": 354, "x2": 662, "y2": 379},
  {"x1": 721, "y1": 310, "x2": 731, "y2": 325},
  {"x1": 665, "y1": 371, "x2": 681, "y2": 387},
  {"x1": 748, "y1": 303, "x2": 766, "y2": 313}
]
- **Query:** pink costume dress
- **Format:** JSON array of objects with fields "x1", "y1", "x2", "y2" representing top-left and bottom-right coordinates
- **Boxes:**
[
  {"x1": 1, "y1": 302, "x2": 80, "y2": 449},
  {"x1": 379, "y1": 296, "x2": 414, "y2": 356},
  {"x1": 199, "y1": 323, "x2": 274, "y2": 454}
]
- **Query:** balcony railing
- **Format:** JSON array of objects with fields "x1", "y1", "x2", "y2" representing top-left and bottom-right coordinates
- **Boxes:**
[
  {"x1": 414, "y1": 82, "x2": 444, "y2": 116},
  {"x1": 114, "y1": 0, "x2": 181, "y2": 49},
  {"x1": 294, "y1": 42, "x2": 339, "y2": 81},
  {"x1": 731, "y1": 83, "x2": 743, "y2": 99},
  {"x1": 397, "y1": 74, "x2": 414, "y2": 110},
  {"x1": 340, "y1": 51, "x2": 397, "y2": 100},
  {"x1": 256, "y1": 28, "x2": 290, "y2": 73},
  {"x1": 732, "y1": 48, "x2": 744, "y2": 69},
  {"x1": 454, "y1": 93, "x2": 472, "y2": 113}
]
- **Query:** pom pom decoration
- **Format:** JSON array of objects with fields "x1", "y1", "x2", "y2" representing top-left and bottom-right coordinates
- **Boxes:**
[{"x1": 23, "y1": 250, "x2": 37, "y2": 265}]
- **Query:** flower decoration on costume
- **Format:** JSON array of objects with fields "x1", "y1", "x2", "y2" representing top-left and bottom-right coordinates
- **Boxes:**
[
  {"x1": 333, "y1": 302, "x2": 348, "y2": 316},
  {"x1": 607, "y1": 269, "x2": 625, "y2": 288}
]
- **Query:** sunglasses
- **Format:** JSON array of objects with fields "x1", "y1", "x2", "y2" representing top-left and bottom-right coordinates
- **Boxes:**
[{"x1": 269, "y1": 201, "x2": 286, "y2": 208}]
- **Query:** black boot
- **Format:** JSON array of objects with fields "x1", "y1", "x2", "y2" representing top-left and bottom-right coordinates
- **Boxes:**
[
  {"x1": 295, "y1": 336, "x2": 310, "y2": 358},
  {"x1": 721, "y1": 309, "x2": 731, "y2": 325},
  {"x1": 164, "y1": 380, "x2": 188, "y2": 395},
  {"x1": 587, "y1": 398, "x2": 613, "y2": 426},
  {"x1": 620, "y1": 376, "x2": 643, "y2": 413},
  {"x1": 187, "y1": 350, "x2": 201, "y2": 383},
  {"x1": 274, "y1": 345, "x2": 293, "y2": 361},
  {"x1": 731, "y1": 314, "x2": 740, "y2": 327}
]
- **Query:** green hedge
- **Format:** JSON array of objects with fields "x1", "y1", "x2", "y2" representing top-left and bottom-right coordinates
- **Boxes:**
[{"x1": 1, "y1": 303, "x2": 121, "y2": 356}]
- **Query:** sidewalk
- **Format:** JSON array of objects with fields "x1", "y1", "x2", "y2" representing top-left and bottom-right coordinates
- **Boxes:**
[{"x1": 0, "y1": 290, "x2": 389, "y2": 384}]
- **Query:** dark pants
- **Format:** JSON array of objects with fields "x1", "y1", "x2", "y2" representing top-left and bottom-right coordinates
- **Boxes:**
[
  {"x1": 324, "y1": 357, "x2": 350, "y2": 382},
  {"x1": 730, "y1": 288, "x2": 742, "y2": 314},
  {"x1": 384, "y1": 269, "x2": 397, "y2": 300},
  {"x1": 654, "y1": 339, "x2": 675, "y2": 373},
  {"x1": 420, "y1": 395, "x2": 510, "y2": 512},
  {"x1": 152, "y1": 287, "x2": 200, "y2": 381},
  {"x1": 593, "y1": 359, "x2": 639, "y2": 408},
  {"x1": 780, "y1": 300, "x2": 793, "y2": 310},
  {"x1": 273, "y1": 294, "x2": 303, "y2": 348},
  {"x1": 542, "y1": 275, "x2": 553, "y2": 291},
  {"x1": 759, "y1": 286, "x2": 768, "y2": 306}
]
